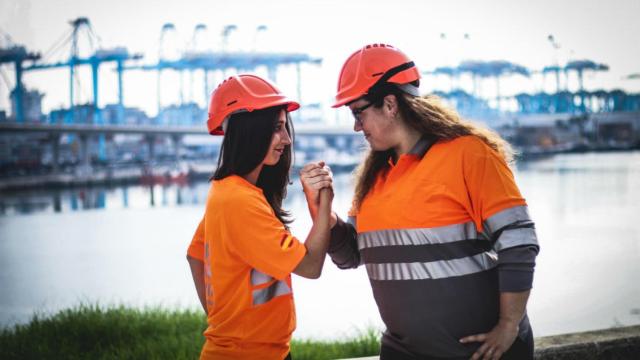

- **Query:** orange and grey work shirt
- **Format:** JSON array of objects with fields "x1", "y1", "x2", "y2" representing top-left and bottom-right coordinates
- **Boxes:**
[
  {"x1": 187, "y1": 175, "x2": 306, "y2": 360},
  {"x1": 329, "y1": 135, "x2": 539, "y2": 358}
]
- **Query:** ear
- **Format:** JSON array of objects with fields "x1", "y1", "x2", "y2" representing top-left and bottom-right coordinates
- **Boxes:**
[{"x1": 383, "y1": 94, "x2": 398, "y2": 117}]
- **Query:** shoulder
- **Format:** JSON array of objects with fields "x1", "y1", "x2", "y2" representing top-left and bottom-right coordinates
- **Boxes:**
[
  {"x1": 209, "y1": 177, "x2": 270, "y2": 214},
  {"x1": 429, "y1": 136, "x2": 491, "y2": 162},
  {"x1": 447, "y1": 135, "x2": 491, "y2": 154}
]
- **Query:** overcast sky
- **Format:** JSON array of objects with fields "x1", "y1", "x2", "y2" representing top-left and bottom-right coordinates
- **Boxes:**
[{"x1": 1, "y1": 0, "x2": 639, "y2": 118}]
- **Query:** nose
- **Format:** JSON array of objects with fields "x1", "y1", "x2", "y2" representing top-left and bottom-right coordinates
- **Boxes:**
[
  {"x1": 281, "y1": 129, "x2": 292, "y2": 145},
  {"x1": 354, "y1": 119, "x2": 363, "y2": 132}
]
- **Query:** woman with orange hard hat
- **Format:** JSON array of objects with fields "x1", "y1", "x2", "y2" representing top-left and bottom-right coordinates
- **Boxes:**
[
  {"x1": 300, "y1": 44, "x2": 539, "y2": 360},
  {"x1": 186, "y1": 74, "x2": 333, "y2": 360}
]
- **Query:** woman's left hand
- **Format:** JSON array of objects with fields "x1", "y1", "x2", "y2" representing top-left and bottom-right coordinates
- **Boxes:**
[{"x1": 459, "y1": 320, "x2": 519, "y2": 360}]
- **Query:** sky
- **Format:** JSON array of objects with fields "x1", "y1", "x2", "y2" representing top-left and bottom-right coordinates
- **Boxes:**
[{"x1": 1, "y1": 0, "x2": 639, "y2": 121}]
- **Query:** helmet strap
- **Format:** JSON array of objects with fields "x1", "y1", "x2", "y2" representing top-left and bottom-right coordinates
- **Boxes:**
[{"x1": 367, "y1": 61, "x2": 418, "y2": 98}]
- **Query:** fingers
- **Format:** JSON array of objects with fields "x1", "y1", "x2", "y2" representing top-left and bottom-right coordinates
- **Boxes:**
[
  {"x1": 459, "y1": 334, "x2": 486, "y2": 344},
  {"x1": 314, "y1": 180, "x2": 333, "y2": 189},
  {"x1": 303, "y1": 167, "x2": 331, "y2": 179},
  {"x1": 470, "y1": 342, "x2": 489, "y2": 360},
  {"x1": 304, "y1": 176, "x2": 333, "y2": 191},
  {"x1": 299, "y1": 161, "x2": 325, "y2": 175},
  {"x1": 300, "y1": 163, "x2": 333, "y2": 187},
  {"x1": 477, "y1": 345, "x2": 503, "y2": 360},
  {"x1": 490, "y1": 349, "x2": 504, "y2": 360}
]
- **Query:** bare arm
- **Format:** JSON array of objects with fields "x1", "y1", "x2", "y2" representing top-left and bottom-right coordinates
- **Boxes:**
[
  {"x1": 293, "y1": 187, "x2": 333, "y2": 279},
  {"x1": 186, "y1": 255, "x2": 207, "y2": 313}
]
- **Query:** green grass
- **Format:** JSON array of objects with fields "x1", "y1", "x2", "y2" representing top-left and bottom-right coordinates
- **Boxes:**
[{"x1": 0, "y1": 304, "x2": 380, "y2": 360}]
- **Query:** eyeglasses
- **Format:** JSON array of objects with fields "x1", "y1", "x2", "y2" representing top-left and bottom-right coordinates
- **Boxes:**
[{"x1": 351, "y1": 102, "x2": 374, "y2": 124}]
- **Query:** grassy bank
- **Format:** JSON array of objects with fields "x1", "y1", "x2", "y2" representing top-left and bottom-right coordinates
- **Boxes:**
[{"x1": 0, "y1": 305, "x2": 380, "y2": 360}]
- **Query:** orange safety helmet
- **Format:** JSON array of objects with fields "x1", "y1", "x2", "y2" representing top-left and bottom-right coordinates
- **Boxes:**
[
  {"x1": 333, "y1": 44, "x2": 421, "y2": 108},
  {"x1": 207, "y1": 74, "x2": 300, "y2": 135}
]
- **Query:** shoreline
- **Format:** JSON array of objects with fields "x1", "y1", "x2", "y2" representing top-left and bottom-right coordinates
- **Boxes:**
[{"x1": 2, "y1": 147, "x2": 638, "y2": 192}]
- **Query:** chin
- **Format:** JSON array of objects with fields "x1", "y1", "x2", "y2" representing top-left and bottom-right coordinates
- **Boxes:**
[
  {"x1": 368, "y1": 141, "x2": 384, "y2": 151},
  {"x1": 264, "y1": 157, "x2": 280, "y2": 166}
]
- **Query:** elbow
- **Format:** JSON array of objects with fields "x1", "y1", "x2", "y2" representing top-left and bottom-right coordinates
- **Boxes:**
[
  {"x1": 308, "y1": 268, "x2": 322, "y2": 279},
  {"x1": 296, "y1": 265, "x2": 323, "y2": 279}
]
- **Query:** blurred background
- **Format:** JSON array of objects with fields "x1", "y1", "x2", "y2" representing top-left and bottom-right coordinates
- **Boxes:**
[{"x1": 0, "y1": 0, "x2": 639, "y2": 340}]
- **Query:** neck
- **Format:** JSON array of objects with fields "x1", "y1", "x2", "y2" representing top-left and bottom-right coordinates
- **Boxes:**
[
  {"x1": 393, "y1": 125, "x2": 423, "y2": 158},
  {"x1": 242, "y1": 165, "x2": 263, "y2": 185}
]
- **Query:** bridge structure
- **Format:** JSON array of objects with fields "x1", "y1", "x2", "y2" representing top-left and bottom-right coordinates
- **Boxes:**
[{"x1": 0, "y1": 122, "x2": 360, "y2": 174}]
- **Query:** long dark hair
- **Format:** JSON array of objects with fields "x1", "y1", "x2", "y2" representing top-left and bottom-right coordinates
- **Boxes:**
[{"x1": 213, "y1": 105, "x2": 294, "y2": 226}]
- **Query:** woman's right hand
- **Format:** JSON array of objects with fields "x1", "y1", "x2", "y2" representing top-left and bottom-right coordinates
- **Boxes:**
[{"x1": 300, "y1": 161, "x2": 333, "y2": 219}]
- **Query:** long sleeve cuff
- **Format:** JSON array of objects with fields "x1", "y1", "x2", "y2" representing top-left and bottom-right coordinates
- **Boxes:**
[
  {"x1": 328, "y1": 216, "x2": 360, "y2": 269},
  {"x1": 498, "y1": 245, "x2": 538, "y2": 292}
]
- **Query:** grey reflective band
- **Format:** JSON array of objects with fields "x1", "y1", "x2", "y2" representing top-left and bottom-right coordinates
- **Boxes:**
[
  {"x1": 252, "y1": 279, "x2": 291, "y2": 305},
  {"x1": 484, "y1": 206, "x2": 532, "y2": 233},
  {"x1": 358, "y1": 221, "x2": 479, "y2": 250},
  {"x1": 365, "y1": 252, "x2": 498, "y2": 281},
  {"x1": 493, "y1": 227, "x2": 538, "y2": 252},
  {"x1": 250, "y1": 268, "x2": 273, "y2": 286}
]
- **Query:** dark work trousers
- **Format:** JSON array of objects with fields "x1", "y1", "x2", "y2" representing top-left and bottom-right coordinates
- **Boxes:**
[{"x1": 380, "y1": 330, "x2": 534, "y2": 360}]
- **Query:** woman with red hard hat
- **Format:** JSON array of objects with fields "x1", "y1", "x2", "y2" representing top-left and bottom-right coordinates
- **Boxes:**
[
  {"x1": 186, "y1": 74, "x2": 333, "y2": 360},
  {"x1": 300, "y1": 44, "x2": 539, "y2": 360}
]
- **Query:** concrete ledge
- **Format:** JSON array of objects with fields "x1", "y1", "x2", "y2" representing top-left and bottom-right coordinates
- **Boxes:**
[
  {"x1": 339, "y1": 325, "x2": 640, "y2": 360},
  {"x1": 535, "y1": 325, "x2": 640, "y2": 360}
]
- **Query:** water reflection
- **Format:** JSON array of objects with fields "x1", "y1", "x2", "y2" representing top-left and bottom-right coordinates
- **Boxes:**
[
  {"x1": 0, "y1": 181, "x2": 212, "y2": 216},
  {"x1": 1, "y1": 151, "x2": 639, "y2": 218}
]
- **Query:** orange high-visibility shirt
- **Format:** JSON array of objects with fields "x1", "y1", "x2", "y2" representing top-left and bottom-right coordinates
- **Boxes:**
[
  {"x1": 187, "y1": 175, "x2": 306, "y2": 360},
  {"x1": 353, "y1": 135, "x2": 526, "y2": 232}
]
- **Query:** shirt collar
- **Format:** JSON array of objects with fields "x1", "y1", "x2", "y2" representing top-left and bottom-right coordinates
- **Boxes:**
[{"x1": 408, "y1": 135, "x2": 435, "y2": 158}]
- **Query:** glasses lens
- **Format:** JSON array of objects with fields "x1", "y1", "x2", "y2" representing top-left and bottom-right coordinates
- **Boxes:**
[{"x1": 352, "y1": 102, "x2": 371, "y2": 121}]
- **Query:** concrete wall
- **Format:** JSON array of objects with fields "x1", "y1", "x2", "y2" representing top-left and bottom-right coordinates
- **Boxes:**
[{"x1": 340, "y1": 325, "x2": 640, "y2": 360}]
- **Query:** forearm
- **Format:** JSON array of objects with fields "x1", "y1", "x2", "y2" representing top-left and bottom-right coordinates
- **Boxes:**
[
  {"x1": 306, "y1": 199, "x2": 338, "y2": 228},
  {"x1": 187, "y1": 256, "x2": 207, "y2": 313},
  {"x1": 498, "y1": 290, "x2": 530, "y2": 328},
  {"x1": 295, "y1": 189, "x2": 332, "y2": 278}
]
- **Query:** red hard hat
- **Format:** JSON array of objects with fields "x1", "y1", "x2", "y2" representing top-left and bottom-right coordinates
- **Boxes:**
[
  {"x1": 207, "y1": 74, "x2": 300, "y2": 135},
  {"x1": 333, "y1": 44, "x2": 421, "y2": 108}
]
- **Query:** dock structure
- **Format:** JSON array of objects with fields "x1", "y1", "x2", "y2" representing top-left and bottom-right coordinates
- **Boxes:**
[{"x1": 1, "y1": 19, "x2": 640, "y2": 181}]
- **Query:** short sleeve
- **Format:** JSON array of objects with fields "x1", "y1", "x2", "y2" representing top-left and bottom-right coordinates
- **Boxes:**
[
  {"x1": 220, "y1": 193, "x2": 307, "y2": 280},
  {"x1": 186, "y1": 217, "x2": 205, "y2": 261},
  {"x1": 462, "y1": 138, "x2": 526, "y2": 231}
]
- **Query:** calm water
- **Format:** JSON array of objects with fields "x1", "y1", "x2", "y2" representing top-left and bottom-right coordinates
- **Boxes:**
[{"x1": 1, "y1": 151, "x2": 639, "y2": 339}]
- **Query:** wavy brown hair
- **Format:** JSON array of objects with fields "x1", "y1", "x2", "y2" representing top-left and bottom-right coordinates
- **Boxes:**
[{"x1": 352, "y1": 85, "x2": 516, "y2": 211}]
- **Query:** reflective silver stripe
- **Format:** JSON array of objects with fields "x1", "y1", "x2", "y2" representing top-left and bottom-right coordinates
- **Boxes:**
[
  {"x1": 494, "y1": 228, "x2": 538, "y2": 251},
  {"x1": 250, "y1": 269, "x2": 273, "y2": 286},
  {"x1": 204, "y1": 244, "x2": 212, "y2": 277},
  {"x1": 365, "y1": 252, "x2": 498, "y2": 281},
  {"x1": 252, "y1": 279, "x2": 291, "y2": 305},
  {"x1": 484, "y1": 206, "x2": 531, "y2": 233},
  {"x1": 357, "y1": 221, "x2": 478, "y2": 250}
]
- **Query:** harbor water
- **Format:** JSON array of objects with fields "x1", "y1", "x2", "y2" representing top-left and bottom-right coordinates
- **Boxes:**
[{"x1": 1, "y1": 151, "x2": 639, "y2": 339}]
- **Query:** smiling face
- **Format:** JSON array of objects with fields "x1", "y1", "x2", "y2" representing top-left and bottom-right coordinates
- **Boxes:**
[
  {"x1": 348, "y1": 96, "x2": 399, "y2": 151},
  {"x1": 262, "y1": 110, "x2": 291, "y2": 166}
]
